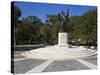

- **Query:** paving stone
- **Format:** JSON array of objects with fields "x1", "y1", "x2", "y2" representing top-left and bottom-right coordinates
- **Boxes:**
[
  {"x1": 14, "y1": 59, "x2": 46, "y2": 74},
  {"x1": 43, "y1": 60, "x2": 89, "y2": 72},
  {"x1": 82, "y1": 58, "x2": 97, "y2": 65},
  {"x1": 13, "y1": 51, "x2": 97, "y2": 74}
]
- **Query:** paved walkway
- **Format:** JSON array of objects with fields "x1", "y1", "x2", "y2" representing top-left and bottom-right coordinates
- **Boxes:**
[{"x1": 12, "y1": 51, "x2": 97, "y2": 74}]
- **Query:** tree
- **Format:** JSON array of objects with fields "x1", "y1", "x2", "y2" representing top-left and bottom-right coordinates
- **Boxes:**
[
  {"x1": 44, "y1": 14, "x2": 60, "y2": 44},
  {"x1": 80, "y1": 10, "x2": 97, "y2": 46},
  {"x1": 16, "y1": 16, "x2": 44, "y2": 45},
  {"x1": 13, "y1": 6, "x2": 21, "y2": 45},
  {"x1": 14, "y1": 6, "x2": 21, "y2": 27}
]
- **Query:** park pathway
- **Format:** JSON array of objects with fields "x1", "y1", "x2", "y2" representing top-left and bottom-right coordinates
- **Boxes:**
[{"x1": 13, "y1": 51, "x2": 97, "y2": 74}]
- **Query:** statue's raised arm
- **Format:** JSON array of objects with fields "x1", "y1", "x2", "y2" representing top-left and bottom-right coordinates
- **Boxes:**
[{"x1": 66, "y1": 9, "x2": 69, "y2": 22}]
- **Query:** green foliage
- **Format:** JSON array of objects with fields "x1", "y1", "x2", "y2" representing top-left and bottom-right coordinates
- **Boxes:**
[
  {"x1": 14, "y1": 6, "x2": 21, "y2": 27},
  {"x1": 14, "y1": 6, "x2": 97, "y2": 46},
  {"x1": 68, "y1": 10, "x2": 97, "y2": 46}
]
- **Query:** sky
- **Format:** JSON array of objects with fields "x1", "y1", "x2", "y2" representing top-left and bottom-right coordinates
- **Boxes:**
[{"x1": 13, "y1": 1, "x2": 97, "y2": 22}]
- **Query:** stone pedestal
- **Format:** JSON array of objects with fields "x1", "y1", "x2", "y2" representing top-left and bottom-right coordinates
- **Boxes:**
[{"x1": 58, "y1": 32, "x2": 68, "y2": 47}]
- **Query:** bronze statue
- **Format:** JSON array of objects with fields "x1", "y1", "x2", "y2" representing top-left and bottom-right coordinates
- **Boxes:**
[{"x1": 58, "y1": 10, "x2": 69, "y2": 32}]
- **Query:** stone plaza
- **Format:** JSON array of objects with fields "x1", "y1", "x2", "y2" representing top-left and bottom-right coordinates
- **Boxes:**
[{"x1": 13, "y1": 48, "x2": 97, "y2": 74}]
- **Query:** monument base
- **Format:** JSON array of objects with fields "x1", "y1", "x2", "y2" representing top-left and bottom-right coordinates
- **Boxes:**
[
  {"x1": 21, "y1": 32, "x2": 97, "y2": 60},
  {"x1": 58, "y1": 32, "x2": 68, "y2": 47}
]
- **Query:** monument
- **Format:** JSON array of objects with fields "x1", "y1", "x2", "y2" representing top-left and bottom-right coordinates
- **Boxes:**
[
  {"x1": 21, "y1": 10, "x2": 97, "y2": 60},
  {"x1": 57, "y1": 10, "x2": 69, "y2": 47}
]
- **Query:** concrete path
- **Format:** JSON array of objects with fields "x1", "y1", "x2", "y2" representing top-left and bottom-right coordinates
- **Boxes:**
[
  {"x1": 76, "y1": 59, "x2": 97, "y2": 69},
  {"x1": 26, "y1": 60, "x2": 54, "y2": 73},
  {"x1": 13, "y1": 51, "x2": 97, "y2": 74}
]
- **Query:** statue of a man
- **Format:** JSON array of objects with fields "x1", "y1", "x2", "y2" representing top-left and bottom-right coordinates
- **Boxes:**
[{"x1": 58, "y1": 10, "x2": 69, "y2": 32}]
